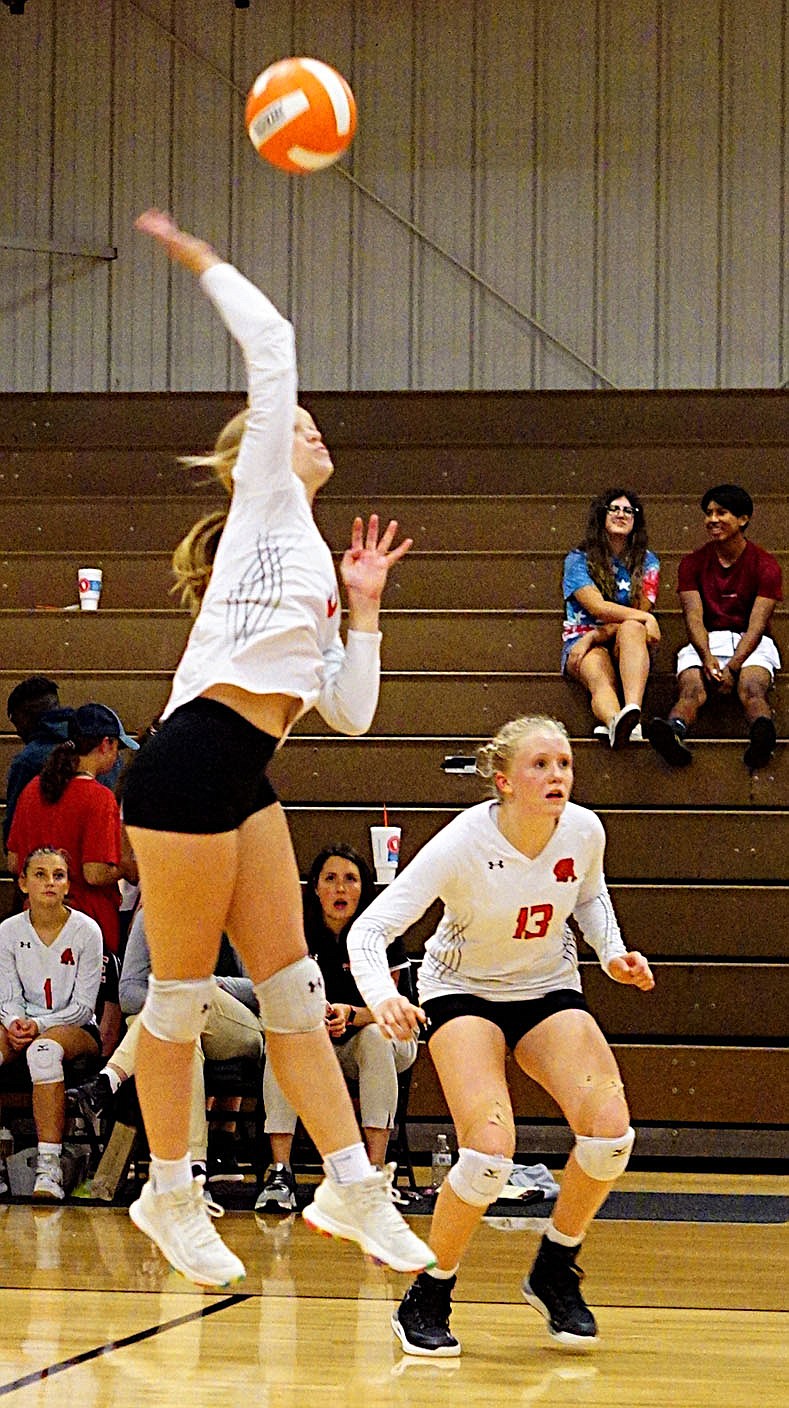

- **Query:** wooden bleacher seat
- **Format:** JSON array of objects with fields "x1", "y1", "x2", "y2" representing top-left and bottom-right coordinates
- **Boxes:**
[{"x1": 0, "y1": 387, "x2": 785, "y2": 1165}]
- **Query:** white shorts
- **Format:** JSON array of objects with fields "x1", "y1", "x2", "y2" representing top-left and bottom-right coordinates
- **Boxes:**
[{"x1": 676, "y1": 629, "x2": 781, "y2": 679}]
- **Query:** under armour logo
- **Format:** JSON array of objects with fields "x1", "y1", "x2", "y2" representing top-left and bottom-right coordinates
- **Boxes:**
[
  {"x1": 327, "y1": 594, "x2": 338, "y2": 618},
  {"x1": 308, "y1": 979, "x2": 323, "y2": 993},
  {"x1": 488, "y1": 860, "x2": 504, "y2": 869}
]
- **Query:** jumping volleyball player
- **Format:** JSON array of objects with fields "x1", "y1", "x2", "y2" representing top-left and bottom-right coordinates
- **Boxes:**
[
  {"x1": 122, "y1": 210, "x2": 434, "y2": 1287},
  {"x1": 348, "y1": 715, "x2": 655, "y2": 1355}
]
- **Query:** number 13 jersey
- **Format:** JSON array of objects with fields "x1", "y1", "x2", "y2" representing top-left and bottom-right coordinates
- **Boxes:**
[{"x1": 348, "y1": 800, "x2": 627, "y2": 1008}]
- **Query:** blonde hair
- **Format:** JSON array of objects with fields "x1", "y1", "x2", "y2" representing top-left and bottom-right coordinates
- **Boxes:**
[
  {"x1": 475, "y1": 715, "x2": 571, "y2": 796},
  {"x1": 171, "y1": 408, "x2": 248, "y2": 614}
]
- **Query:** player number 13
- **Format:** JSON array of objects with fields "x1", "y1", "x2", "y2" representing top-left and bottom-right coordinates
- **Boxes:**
[{"x1": 513, "y1": 904, "x2": 553, "y2": 940}]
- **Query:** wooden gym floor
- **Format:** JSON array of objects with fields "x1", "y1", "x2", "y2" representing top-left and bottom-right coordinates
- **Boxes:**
[{"x1": 0, "y1": 1171, "x2": 785, "y2": 1407}]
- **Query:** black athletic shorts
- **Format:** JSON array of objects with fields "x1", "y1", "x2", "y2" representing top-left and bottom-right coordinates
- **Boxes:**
[
  {"x1": 122, "y1": 698, "x2": 279, "y2": 834},
  {"x1": 81, "y1": 1021, "x2": 102, "y2": 1051},
  {"x1": 422, "y1": 988, "x2": 589, "y2": 1051}
]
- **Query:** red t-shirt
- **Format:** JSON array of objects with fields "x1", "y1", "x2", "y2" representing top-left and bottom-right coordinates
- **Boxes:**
[
  {"x1": 8, "y1": 776, "x2": 122, "y2": 953},
  {"x1": 676, "y1": 539, "x2": 783, "y2": 633}
]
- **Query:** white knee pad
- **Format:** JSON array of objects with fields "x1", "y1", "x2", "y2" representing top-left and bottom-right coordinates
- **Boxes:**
[
  {"x1": 255, "y1": 956, "x2": 326, "y2": 1034},
  {"x1": 574, "y1": 1127, "x2": 635, "y2": 1181},
  {"x1": 140, "y1": 975, "x2": 216, "y2": 1044},
  {"x1": 26, "y1": 1038, "x2": 65, "y2": 1085},
  {"x1": 447, "y1": 1146, "x2": 514, "y2": 1208}
]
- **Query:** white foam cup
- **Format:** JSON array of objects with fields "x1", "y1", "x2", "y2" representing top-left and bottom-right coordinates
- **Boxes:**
[
  {"x1": 77, "y1": 567, "x2": 102, "y2": 611},
  {"x1": 370, "y1": 825, "x2": 401, "y2": 884}
]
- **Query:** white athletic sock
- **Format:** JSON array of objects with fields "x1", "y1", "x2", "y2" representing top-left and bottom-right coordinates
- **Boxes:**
[
  {"x1": 426, "y1": 1263, "x2": 459, "y2": 1280},
  {"x1": 102, "y1": 1067, "x2": 122, "y2": 1095},
  {"x1": 323, "y1": 1143, "x2": 373, "y2": 1185},
  {"x1": 546, "y1": 1219, "x2": 584, "y2": 1249},
  {"x1": 150, "y1": 1153, "x2": 193, "y2": 1195},
  {"x1": 38, "y1": 1141, "x2": 61, "y2": 1158}
]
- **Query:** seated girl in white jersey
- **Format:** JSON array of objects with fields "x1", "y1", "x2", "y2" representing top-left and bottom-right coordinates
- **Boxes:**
[
  {"x1": 120, "y1": 210, "x2": 433, "y2": 1289},
  {"x1": 347, "y1": 715, "x2": 655, "y2": 1355},
  {"x1": 0, "y1": 847, "x2": 103, "y2": 1200}
]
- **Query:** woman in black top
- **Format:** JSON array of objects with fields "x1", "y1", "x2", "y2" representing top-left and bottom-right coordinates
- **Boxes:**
[{"x1": 257, "y1": 845, "x2": 417, "y2": 1212}]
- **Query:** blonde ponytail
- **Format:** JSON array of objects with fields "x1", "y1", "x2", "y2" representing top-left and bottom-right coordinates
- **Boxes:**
[{"x1": 171, "y1": 407, "x2": 249, "y2": 613}]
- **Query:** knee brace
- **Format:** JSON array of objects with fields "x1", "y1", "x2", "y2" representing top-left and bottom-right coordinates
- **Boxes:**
[
  {"x1": 140, "y1": 975, "x2": 216, "y2": 1044},
  {"x1": 26, "y1": 1038, "x2": 65, "y2": 1085},
  {"x1": 447, "y1": 1147, "x2": 514, "y2": 1208},
  {"x1": 574, "y1": 1127, "x2": 635, "y2": 1182},
  {"x1": 255, "y1": 956, "x2": 325, "y2": 1034}
]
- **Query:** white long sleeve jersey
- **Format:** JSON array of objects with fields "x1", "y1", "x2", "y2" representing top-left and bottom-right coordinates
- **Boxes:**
[
  {"x1": 0, "y1": 908, "x2": 103, "y2": 1032},
  {"x1": 348, "y1": 800, "x2": 627, "y2": 1009},
  {"x1": 163, "y1": 262, "x2": 380, "y2": 737}
]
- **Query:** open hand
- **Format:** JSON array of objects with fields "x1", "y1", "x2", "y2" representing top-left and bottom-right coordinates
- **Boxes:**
[
  {"x1": 340, "y1": 515, "x2": 412, "y2": 604},
  {"x1": 135, "y1": 209, "x2": 220, "y2": 276}
]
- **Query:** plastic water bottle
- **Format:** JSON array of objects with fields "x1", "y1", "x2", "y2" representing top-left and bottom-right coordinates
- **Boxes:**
[
  {"x1": 431, "y1": 1132, "x2": 452, "y2": 1190},
  {"x1": 0, "y1": 1126, "x2": 13, "y2": 1195}
]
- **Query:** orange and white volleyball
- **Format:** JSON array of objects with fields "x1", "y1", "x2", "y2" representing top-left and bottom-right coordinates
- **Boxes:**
[{"x1": 245, "y1": 57, "x2": 357, "y2": 174}]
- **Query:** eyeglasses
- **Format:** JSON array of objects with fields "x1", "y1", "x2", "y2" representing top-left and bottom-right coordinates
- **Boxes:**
[{"x1": 606, "y1": 505, "x2": 636, "y2": 518}]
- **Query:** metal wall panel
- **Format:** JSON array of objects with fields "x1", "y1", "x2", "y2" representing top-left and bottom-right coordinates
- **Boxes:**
[
  {"x1": 717, "y1": 2, "x2": 786, "y2": 387},
  {"x1": 351, "y1": 0, "x2": 418, "y2": 389},
  {"x1": 109, "y1": 0, "x2": 176, "y2": 390},
  {"x1": 1, "y1": 0, "x2": 788, "y2": 391},
  {"x1": 411, "y1": 1, "x2": 476, "y2": 389},
  {"x1": 473, "y1": 1, "x2": 541, "y2": 390},
  {"x1": 596, "y1": 0, "x2": 660, "y2": 389},
  {"x1": 530, "y1": 1, "x2": 600, "y2": 389},
  {"x1": 50, "y1": 1, "x2": 114, "y2": 390},
  {"x1": 0, "y1": 3, "x2": 56, "y2": 389}
]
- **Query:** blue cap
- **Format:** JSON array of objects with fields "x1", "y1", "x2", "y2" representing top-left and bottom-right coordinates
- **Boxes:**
[{"x1": 73, "y1": 703, "x2": 139, "y2": 750}]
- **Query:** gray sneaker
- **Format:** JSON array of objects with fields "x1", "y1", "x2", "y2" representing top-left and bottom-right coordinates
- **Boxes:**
[
  {"x1": 33, "y1": 1153, "x2": 64, "y2": 1202},
  {"x1": 130, "y1": 1178, "x2": 245, "y2": 1287},
  {"x1": 302, "y1": 1163, "x2": 436, "y2": 1273}
]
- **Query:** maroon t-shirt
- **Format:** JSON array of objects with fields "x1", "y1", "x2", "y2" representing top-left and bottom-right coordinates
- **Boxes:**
[{"x1": 677, "y1": 539, "x2": 783, "y2": 632}]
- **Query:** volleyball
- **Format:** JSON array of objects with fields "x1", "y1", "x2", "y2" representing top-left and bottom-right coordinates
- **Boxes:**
[{"x1": 245, "y1": 57, "x2": 357, "y2": 174}]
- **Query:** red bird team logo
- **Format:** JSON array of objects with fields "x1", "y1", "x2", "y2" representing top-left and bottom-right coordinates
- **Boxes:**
[
  {"x1": 60, "y1": 948, "x2": 75, "y2": 966},
  {"x1": 553, "y1": 858, "x2": 577, "y2": 883},
  {"x1": 327, "y1": 593, "x2": 338, "y2": 618}
]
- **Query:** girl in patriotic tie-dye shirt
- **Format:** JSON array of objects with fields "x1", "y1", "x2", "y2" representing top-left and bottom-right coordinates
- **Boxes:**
[{"x1": 561, "y1": 487, "x2": 660, "y2": 748}]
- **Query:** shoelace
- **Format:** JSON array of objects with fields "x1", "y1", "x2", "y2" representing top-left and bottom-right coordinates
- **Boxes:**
[
  {"x1": 354, "y1": 1167, "x2": 424, "y2": 1245},
  {"x1": 545, "y1": 1256, "x2": 587, "y2": 1311},
  {"x1": 173, "y1": 1182, "x2": 231, "y2": 1249},
  {"x1": 411, "y1": 1281, "x2": 452, "y2": 1329},
  {"x1": 202, "y1": 1188, "x2": 225, "y2": 1218}
]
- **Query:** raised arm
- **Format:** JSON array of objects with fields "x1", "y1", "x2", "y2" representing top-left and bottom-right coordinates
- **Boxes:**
[
  {"x1": 134, "y1": 209, "x2": 222, "y2": 276},
  {"x1": 317, "y1": 515, "x2": 412, "y2": 735}
]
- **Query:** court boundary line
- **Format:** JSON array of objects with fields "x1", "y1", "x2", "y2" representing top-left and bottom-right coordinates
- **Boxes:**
[{"x1": 0, "y1": 1293, "x2": 251, "y2": 1397}]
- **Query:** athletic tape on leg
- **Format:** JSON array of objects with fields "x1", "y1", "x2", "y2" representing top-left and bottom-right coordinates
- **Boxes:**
[
  {"x1": 457, "y1": 1095, "x2": 516, "y2": 1149},
  {"x1": 574, "y1": 1127, "x2": 635, "y2": 1181},
  {"x1": 140, "y1": 975, "x2": 216, "y2": 1044},
  {"x1": 447, "y1": 1147, "x2": 514, "y2": 1208},
  {"x1": 255, "y1": 955, "x2": 326, "y2": 1033},
  {"x1": 26, "y1": 1038, "x2": 65, "y2": 1085}
]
